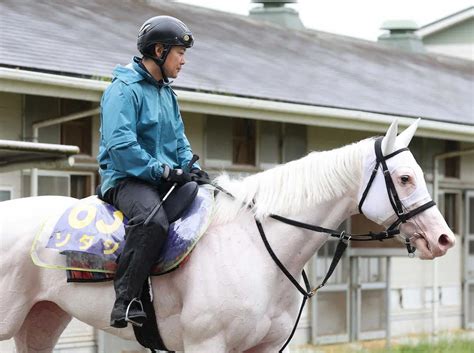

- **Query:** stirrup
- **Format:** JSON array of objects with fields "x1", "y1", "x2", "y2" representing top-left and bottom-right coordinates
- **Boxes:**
[{"x1": 125, "y1": 297, "x2": 145, "y2": 327}]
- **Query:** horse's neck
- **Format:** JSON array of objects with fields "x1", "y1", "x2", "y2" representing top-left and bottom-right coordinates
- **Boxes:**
[
  {"x1": 214, "y1": 138, "x2": 369, "y2": 275},
  {"x1": 263, "y1": 192, "x2": 358, "y2": 274},
  {"x1": 257, "y1": 144, "x2": 368, "y2": 272}
]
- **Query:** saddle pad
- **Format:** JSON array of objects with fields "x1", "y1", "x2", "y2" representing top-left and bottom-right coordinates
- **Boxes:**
[{"x1": 32, "y1": 186, "x2": 214, "y2": 277}]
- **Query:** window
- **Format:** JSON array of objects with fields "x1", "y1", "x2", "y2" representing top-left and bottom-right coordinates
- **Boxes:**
[
  {"x1": 23, "y1": 174, "x2": 69, "y2": 197},
  {"x1": 60, "y1": 99, "x2": 93, "y2": 156},
  {"x1": 233, "y1": 118, "x2": 256, "y2": 165},
  {"x1": 283, "y1": 123, "x2": 307, "y2": 162},
  {"x1": 438, "y1": 191, "x2": 461, "y2": 235},
  {"x1": 260, "y1": 122, "x2": 307, "y2": 167},
  {"x1": 24, "y1": 96, "x2": 94, "y2": 154},
  {"x1": 259, "y1": 121, "x2": 281, "y2": 168},
  {"x1": 61, "y1": 117, "x2": 92, "y2": 155},
  {"x1": 205, "y1": 116, "x2": 306, "y2": 169},
  {"x1": 206, "y1": 116, "x2": 233, "y2": 167},
  {"x1": 444, "y1": 140, "x2": 460, "y2": 178},
  {"x1": 71, "y1": 175, "x2": 93, "y2": 198},
  {"x1": 0, "y1": 189, "x2": 12, "y2": 201},
  {"x1": 22, "y1": 171, "x2": 95, "y2": 198}
]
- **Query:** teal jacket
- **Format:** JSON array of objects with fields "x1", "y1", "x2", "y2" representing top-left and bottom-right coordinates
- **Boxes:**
[{"x1": 97, "y1": 57, "x2": 198, "y2": 195}]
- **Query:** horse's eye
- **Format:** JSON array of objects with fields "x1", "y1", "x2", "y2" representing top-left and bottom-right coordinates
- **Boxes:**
[{"x1": 401, "y1": 175, "x2": 410, "y2": 184}]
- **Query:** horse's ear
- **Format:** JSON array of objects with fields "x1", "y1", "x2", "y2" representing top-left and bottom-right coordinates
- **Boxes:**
[
  {"x1": 381, "y1": 119, "x2": 398, "y2": 155},
  {"x1": 397, "y1": 118, "x2": 420, "y2": 148}
]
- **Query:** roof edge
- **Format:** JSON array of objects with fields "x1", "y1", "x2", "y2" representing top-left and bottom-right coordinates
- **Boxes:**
[
  {"x1": 0, "y1": 67, "x2": 472, "y2": 142},
  {"x1": 178, "y1": 90, "x2": 474, "y2": 142},
  {"x1": 417, "y1": 6, "x2": 474, "y2": 37}
]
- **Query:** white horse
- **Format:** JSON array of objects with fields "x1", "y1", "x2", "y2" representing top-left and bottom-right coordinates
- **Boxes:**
[{"x1": 0, "y1": 120, "x2": 455, "y2": 353}]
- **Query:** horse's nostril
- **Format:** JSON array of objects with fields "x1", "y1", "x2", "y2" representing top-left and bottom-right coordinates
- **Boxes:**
[{"x1": 439, "y1": 234, "x2": 452, "y2": 248}]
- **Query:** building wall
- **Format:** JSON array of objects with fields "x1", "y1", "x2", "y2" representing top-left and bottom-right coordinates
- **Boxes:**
[
  {"x1": 182, "y1": 112, "x2": 205, "y2": 162},
  {"x1": 390, "y1": 240, "x2": 462, "y2": 336},
  {"x1": 307, "y1": 125, "x2": 373, "y2": 151},
  {"x1": 0, "y1": 92, "x2": 22, "y2": 140},
  {"x1": 0, "y1": 92, "x2": 22, "y2": 199},
  {"x1": 422, "y1": 18, "x2": 474, "y2": 60}
]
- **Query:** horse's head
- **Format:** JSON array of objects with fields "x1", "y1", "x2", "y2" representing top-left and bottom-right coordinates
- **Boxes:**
[{"x1": 358, "y1": 119, "x2": 455, "y2": 259}]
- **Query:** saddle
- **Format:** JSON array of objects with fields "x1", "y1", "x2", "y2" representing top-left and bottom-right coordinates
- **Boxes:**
[
  {"x1": 162, "y1": 182, "x2": 199, "y2": 223},
  {"x1": 33, "y1": 185, "x2": 214, "y2": 281}
]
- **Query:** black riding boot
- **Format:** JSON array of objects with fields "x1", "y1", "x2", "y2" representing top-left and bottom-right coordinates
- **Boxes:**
[{"x1": 110, "y1": 222, "x2": 167, "y2": 328}]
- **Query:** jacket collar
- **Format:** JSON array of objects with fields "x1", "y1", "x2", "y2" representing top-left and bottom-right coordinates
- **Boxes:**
[
  {"x1": 112, "y1": 57, "x2": 171, "y2": 88},
  {"x1": 133, "y1": 56, "x2": 172, "y2": 88}
]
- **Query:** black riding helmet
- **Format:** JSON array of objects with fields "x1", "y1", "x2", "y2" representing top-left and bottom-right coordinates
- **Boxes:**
[{"x1": 137, "y1": 16, "x2": 194, "y2": 67}]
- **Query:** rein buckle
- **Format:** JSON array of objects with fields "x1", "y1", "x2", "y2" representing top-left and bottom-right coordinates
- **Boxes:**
[{"x1": 339, "y1": 230, "x2": 350, "y2": 242}]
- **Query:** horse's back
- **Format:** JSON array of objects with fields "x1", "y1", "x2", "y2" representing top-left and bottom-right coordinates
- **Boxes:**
[{"x1": 0, "y1": 195, "x2": 78, "y2": 265}]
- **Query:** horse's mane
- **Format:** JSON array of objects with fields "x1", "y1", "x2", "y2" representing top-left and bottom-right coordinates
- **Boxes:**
[{"x1": 213, "y1": 138, "x2": 369, "y2": 223}]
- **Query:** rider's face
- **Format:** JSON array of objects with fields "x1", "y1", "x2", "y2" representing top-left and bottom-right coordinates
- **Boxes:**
[{"x1": 162, "y1": 46, "x2": 186, "y2": 79}]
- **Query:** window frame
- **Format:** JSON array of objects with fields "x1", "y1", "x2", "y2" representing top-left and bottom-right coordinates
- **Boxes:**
[{"x1": 22, "y1": 169, "x2": 96, "y2": 197}]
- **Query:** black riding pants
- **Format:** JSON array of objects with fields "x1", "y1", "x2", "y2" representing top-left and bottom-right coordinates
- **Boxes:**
[{"x1": 101, "y1": 178, "x2": 170, "y2": 303}]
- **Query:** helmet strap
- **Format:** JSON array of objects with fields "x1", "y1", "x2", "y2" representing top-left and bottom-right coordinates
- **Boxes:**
[{"x1": 148, "y1": 45, "x2": 171, "y2": 82}]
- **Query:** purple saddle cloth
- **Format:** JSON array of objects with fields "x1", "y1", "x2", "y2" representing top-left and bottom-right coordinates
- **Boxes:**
[{"x1": 46, "y1": 187, "x2": 214, "y2": 276}]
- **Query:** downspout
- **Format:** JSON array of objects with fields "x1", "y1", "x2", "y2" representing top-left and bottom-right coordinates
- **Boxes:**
[
  {"x1": 432, "y1": 148, "x2": 474, "y2": 337},
  {"x1": 29, "y1": 107, "x2": 98, "y2": 196}
]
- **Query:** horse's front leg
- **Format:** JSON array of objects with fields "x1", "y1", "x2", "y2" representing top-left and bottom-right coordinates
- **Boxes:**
[{"x1": 183, "y1": 333, "x2": 228, "y2": 353}]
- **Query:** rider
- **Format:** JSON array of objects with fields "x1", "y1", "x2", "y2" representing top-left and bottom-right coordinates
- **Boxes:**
[{"x1": 97, "y1": 15, "x2": 209, "y2": 328}]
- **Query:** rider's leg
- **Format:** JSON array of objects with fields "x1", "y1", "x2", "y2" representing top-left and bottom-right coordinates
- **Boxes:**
[{"x1": 101, "y1": 178, "x2": 169, "y2": 328}]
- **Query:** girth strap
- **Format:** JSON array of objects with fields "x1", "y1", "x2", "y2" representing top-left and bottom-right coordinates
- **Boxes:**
[{"x1": 133, "y1": 279, "x2": 173, "y2": 353}]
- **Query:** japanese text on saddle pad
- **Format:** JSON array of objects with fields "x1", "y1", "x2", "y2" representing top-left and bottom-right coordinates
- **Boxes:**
[{"x1": 46, "y1": 198, "x2": 127, "y2": 259}]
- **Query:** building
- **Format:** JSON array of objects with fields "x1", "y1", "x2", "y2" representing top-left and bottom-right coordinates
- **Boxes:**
[
  {"x1": 417, "y1": 6, "x2": 474, "y2": 60},
  {"x1": 0, "y1": 0, "x2": 473, "y2": 351}
]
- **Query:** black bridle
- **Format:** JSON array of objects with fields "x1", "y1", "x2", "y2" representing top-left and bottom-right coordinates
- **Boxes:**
[
  {"x1": 210, "y1": 137, "x2": 437, "y2": 352},
  {"x1": 358, "y1": 137, "x2": 436, "y2": 234}
]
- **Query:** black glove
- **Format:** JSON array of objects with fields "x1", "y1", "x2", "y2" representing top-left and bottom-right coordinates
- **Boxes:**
[
  {"x1": 162, "y1": 165, "x2": 194, "y2": 186},
  {"x1": 190, "y1": 168, "x2": 210, "y2": 185}
]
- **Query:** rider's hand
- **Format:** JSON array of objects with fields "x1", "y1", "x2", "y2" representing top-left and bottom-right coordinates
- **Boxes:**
[
  {"x1": 190, "y1": 168, "x2": 210, "y2": 185},
  {"x1": 162, "y1": 165, "x2": 194, "y2": 186}
]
